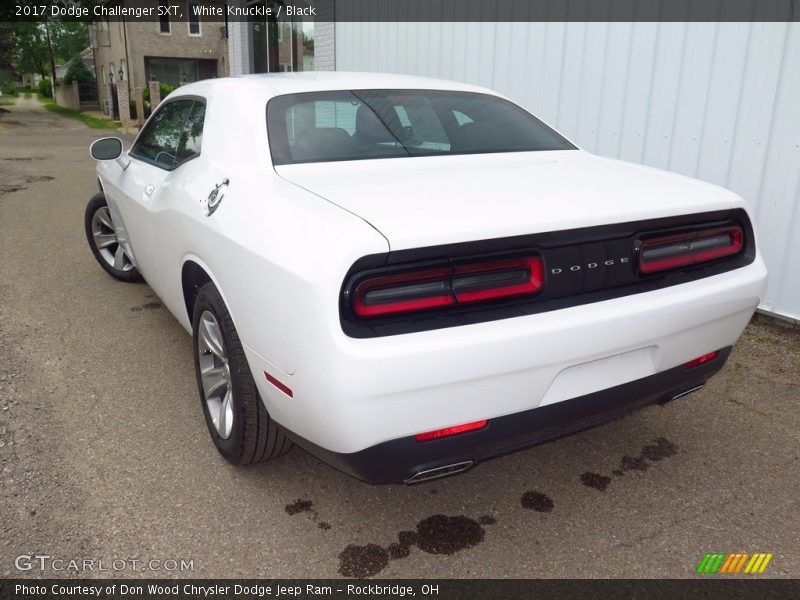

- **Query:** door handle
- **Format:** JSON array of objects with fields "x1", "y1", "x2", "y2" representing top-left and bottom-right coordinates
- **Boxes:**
[{"x1": 144, "y1": 184, "x2": 155, "y2": 197}]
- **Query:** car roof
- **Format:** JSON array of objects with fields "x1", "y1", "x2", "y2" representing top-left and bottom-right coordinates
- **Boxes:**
[{"x1": 168, "y1": 71, "x2": 496, "y2": 100}]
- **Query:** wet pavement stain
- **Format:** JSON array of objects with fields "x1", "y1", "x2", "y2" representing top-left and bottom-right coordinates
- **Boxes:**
[
  {"x1": 478, "y1": 515, "x2": 497, "y2": 525},
  {"x1": 621, "y1": 455, "x2": 649, "y2": 472},
  {"x1": 338, "y1": 514, "x2": 491, "y2": 578},
  {"x1": 285, "y1": 498, "x2": 313, "y2": 516},
  {"x1": 520, "y1": 491, "x2": 554, "y2": 512},
  {"x1": 580, "y1": 472, "x2": 613, "y2": 491},
  {"x1": 387, "y1": 542, "x2": 410, "y2": 560},
  {"x1": 582, "y1": 437, "x2": 679, "y2": 491},
  {"x1": 641, "y1": 437, "x2": 678, "y2": 461},
  {"x1": 286, "y1": 498, "x2": 331, "y2": 531},
  {"x1": 416, "y1": 515, "x2": 485, "y2": 554},
  {"x1": 338, "y1": 544, "x2": 389, "y2": 579},
  {"x1": 130, "y1": 307, "x2": 142, "y2": 312}
]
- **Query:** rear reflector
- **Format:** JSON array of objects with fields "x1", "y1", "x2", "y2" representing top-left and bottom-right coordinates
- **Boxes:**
[
  {"x1": 265, "y1": 372, "x2": 293, "y2": 397},
  {"x1": 415, "y1": 419, "x2": 488, "y2": 442},
  {"x1": 353, "y1": 256, "x2": 543, "y2": 318},
  {"x1": 683, "y1": 351, "x2": 719, "y2": 369},
  {"x1": 639, "y1": 225, "x2": 743, "y2": 274}
]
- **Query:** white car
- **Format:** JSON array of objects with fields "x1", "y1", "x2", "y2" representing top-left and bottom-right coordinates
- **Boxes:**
[{"x1": 86, "y1": 73, "x2": 767, "y2": 484}]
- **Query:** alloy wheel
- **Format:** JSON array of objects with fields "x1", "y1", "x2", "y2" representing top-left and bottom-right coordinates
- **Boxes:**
[
  {"x1": 197, "y1": 310, "x2": 234, "y2": 439},
  {"x1": 91, "y1": 206, "x2": 135, "y2": 272}
]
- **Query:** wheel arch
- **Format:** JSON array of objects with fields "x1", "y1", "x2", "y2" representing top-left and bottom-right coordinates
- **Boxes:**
[{"x1": 180, "y1": 256, "x2": 244, "y2": 336}]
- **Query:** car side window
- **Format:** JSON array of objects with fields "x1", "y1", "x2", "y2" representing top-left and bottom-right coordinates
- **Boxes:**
[
  {"x1": 131, "y1": 99, "x2": 194, "y2": 169},
  {"x1": 176, "y1": 101, "x2": 206, "y2": 163}
]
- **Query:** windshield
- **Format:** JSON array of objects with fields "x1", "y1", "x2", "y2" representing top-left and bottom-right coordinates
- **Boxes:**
[{"x1": 267, "y1": 89, "x2": 576, "y2": 165}]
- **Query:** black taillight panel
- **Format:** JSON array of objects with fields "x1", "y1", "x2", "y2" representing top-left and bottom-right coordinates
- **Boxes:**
[{"x1": 340, "y1": 209, "x2": 756, "y2": 338}]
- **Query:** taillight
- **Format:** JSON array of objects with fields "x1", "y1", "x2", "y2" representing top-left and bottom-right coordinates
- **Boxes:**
[
  {"x1": 638, "y1": 225, "x2": 743, "y2": 274},
  {"x1": 352, "y1": 268, "x2": 453, "y2": 317},
  {"x1": 353, "y1": 256, "x2": 543, "y2": 318}
]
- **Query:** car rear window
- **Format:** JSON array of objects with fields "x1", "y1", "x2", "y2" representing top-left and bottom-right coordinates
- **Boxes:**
[{"x1": 267, "y1": 90, "x2": 576, "y2": 165}]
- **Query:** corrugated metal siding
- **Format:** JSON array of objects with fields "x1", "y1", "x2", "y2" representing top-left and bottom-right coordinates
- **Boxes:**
[{"x1": 335, "y1": 22, "x2": 800, "y2": 321}]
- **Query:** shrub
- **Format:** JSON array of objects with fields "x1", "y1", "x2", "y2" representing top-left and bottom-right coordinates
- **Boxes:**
[
  {"x1": 38, "y1": 78, "x2": 52, "y2": 98},
  {"x1": 1, "y1": 81, "x2": 18, "y2": 96},
  {"x1": 142, "y1": 82, "x2": 174, "y2": 103}
]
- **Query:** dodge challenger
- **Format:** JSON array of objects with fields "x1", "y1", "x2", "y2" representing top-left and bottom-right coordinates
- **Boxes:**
[{"x1": 85, "y1": 73, "x2": 767, "y2": 483}]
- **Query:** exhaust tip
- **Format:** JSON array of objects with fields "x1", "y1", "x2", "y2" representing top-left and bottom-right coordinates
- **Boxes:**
[
  {"x1": 666, "y1": 384, "x2": 705, "y2": 403},
  {"x1": 404, "y1": 460, "x2": 475, "y2": 485}
]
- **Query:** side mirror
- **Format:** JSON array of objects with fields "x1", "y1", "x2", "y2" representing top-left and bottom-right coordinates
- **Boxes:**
[{"x1": 90, "y1": 137, "x2": 123, "y2": 161}]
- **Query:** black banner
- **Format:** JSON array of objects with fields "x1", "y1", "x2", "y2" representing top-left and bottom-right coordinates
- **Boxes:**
[
  {"x1": 2, "y1": 579, "x2": 800, "y2": 600},
  {"x1": 1, "y1": 0, "x2": 799, "y2": 23}
]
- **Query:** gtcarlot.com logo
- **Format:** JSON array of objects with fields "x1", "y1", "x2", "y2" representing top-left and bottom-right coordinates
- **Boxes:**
[
  {"x1": 14, "y1": 554, "x2": 194, "y2": 573},
  {"x1": 696, "y1": 552, "x2": 773, "y2": 574}
]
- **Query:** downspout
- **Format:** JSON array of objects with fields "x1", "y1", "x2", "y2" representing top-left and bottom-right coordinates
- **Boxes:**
[{"x1": 122, "y1": 15, "x2": 131, "y2": 98}]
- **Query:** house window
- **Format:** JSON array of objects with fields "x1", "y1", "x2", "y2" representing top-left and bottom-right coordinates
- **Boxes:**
[
  {"x1": 188, "y1": 2, "x2": 201, "y2": 36},
  {"x1": 246, "y1": 0, "x2": 315, "y2": 73},
  {"x1": 159, "y1": 0, "x2": 171, "y2": 34}
]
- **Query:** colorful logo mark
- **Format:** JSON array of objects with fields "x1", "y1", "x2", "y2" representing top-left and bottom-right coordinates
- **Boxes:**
[{"x1": 696, "y1": 552, "x2": 773, "y2": 574}]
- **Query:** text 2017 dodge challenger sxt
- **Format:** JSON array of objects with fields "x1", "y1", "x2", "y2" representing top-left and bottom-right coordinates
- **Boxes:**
[{"x1": 85, "y1": 73, "x2": 767, "y2": 483}]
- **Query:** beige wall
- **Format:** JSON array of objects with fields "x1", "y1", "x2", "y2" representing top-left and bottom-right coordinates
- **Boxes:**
[
  {"x1": 91, "y1": 0, "x2": 228, "y2": 112},
  {"x1": 54, "y1": 80, "x2": 81, "y2": 111}
]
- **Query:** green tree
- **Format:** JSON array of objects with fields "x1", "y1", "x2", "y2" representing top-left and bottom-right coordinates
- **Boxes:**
[
  {"x1": 64, "y1": 54, "x2": 95, "y2": 85},
  {"x1": 0, "y1": 23, "x2": 17, "y2": 71},
  {"x1": 0, "y1": 22, "x2": 89, "y2": 77},
  {"x1": 51, "y1": 22, "x2": 89, "y2": 64},
  {"x1": 9, "y1": 23, "x2": 50, "y2": 76}
]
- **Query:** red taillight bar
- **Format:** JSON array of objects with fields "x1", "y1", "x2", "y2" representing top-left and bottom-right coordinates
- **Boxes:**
[
  {"x1": 639, "y1": 226, "x2": 743, "y2": 274},
  {"x1": 353, "y1": 256, "x2": 543, "y2": 318},
  {"x1": 415, "y1": 419, "x2": 488, "y2": 442}
]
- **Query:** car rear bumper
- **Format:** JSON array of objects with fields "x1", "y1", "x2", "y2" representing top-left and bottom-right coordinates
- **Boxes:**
[
  {"x1": 288, "y1": 347, "x2": 730, "y2": 484},
  {"x1": 248, "y1": 257, "x2": 765, "y2": 457}
]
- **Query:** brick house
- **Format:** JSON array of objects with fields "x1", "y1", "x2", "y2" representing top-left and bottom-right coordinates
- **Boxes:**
[{"x1": 88, "y1": 0, "x2": 229, "y2": 114}]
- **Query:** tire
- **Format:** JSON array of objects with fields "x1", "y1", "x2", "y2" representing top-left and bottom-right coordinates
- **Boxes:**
[
  {"x1": 192, "y1": 282, "x2": 292, "y2": 465},
  {"x1": 84, "y1": 193, "x2": 142, "y2": 282}
]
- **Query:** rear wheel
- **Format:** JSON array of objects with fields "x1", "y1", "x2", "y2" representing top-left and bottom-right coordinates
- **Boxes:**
[
  {"x1": 192, "y1": 282, "x2": 292, "y2": 464},
  {"x1": 84, "y1": 193, "x2": 142, "y2": 282}
]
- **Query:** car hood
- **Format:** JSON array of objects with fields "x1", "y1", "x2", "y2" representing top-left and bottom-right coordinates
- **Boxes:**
[{"x1": 275, "y1": 150, "x2": 736, "y2": 251}]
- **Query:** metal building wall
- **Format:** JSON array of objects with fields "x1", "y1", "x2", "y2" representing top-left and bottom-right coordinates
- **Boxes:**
[{"x1": 335, "y1": 22, "x2": 800, "y2": 322}]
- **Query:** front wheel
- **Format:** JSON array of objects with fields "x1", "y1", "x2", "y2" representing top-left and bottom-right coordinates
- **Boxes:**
[
  {"x1": 192, "y1": 282, "x2": 292, "y2": 465},
  {"x1": 84, "y1": 193, "x2": 142, "y2": 282}
]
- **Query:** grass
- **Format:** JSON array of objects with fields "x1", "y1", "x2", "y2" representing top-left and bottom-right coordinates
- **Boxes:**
[
  {"x1": 0, "y1": 95, "x2": 17, "y2": 106},
  {"x1": 24, "y1": 91, "x2": 32, "y2": 99},
  {"x1": 42, "y1": 99, "x2": 118, "y2": 129}
]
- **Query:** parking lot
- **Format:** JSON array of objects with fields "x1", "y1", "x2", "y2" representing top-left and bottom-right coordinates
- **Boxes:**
[{"x1": 1, "y1": 98, "x2": 798, "y2": 579}]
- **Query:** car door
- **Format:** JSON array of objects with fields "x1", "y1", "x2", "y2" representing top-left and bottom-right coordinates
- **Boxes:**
[
  {"x1": 147, "y1": 98, "x2": 222, "y2": 324},
  {"x1": 111, "y1": 99, "x2": 195, "y2": 287}
]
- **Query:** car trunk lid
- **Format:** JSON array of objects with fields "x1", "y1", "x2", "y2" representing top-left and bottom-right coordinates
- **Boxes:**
[{"x1": 275, "y1": 150, "x2": 734, "y2": 251}]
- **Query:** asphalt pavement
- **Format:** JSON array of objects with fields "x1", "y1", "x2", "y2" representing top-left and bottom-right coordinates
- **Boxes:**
[{"x1": 0, "y1": 96, "x2": 798, "y2": 579}]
